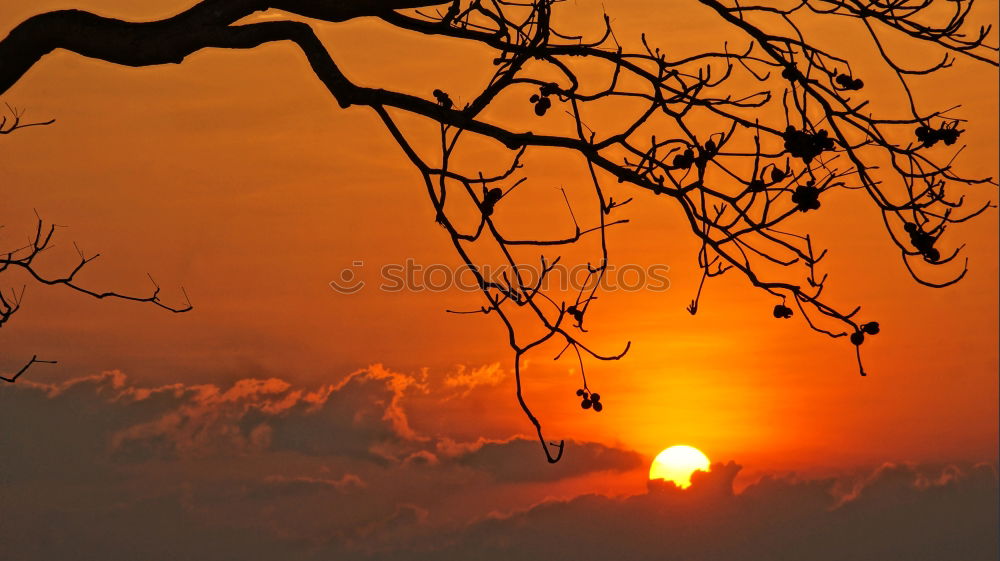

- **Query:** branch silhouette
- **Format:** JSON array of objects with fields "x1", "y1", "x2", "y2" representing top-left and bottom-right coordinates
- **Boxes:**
[
  {"x1": 1, "y1": 0, "x2": 996, "y2": 460},
  {"x1": 1, "y1": 108, "x2": 192, "y2": 382}
]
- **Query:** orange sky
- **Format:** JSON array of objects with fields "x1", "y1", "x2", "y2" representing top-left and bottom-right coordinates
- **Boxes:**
[{"x1": 1, "y1": 0, "x2": 997, "y2": 479}]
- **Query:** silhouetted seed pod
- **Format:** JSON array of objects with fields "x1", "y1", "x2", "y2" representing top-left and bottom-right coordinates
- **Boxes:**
[
  {"x1": 851, "y1": 79, "x2": 864, "y2": 90},
  {"x1": 770, "y1": 167, "x2": 786, "y2": 182},
  {"x1": 850, "y1": 331, "x2": 865, "y2": 346},
  {"x1": 939, "y1": 127, "x2": 961, "y2": 145},
  {"x1": 576, "y1": 389, "x2": 585, "y2": 396},
  {"x1": 861, "y1": 322, "x2": 880, "y2": 335},
  {"x1": 432, "y1": 89, "x2": 453, "y2": 109},
  {"x1": 773, "y1": 304, "x2": 793, "y2": 319},
  {"x1": 590, "y1": 393, "x2": 601, "y2": 403},
  {"x1": 581, "y1": 399, "x2": 592, "y2": 409},
  {"x1": 791, "y1": 183, "x2": 821, "y2": 212},
  {"x1": 593, "y1": 402, "x2": 603, "y2": 412},
  {"x1": 915, "y1": 126, "x2": 938, "y2": 147},
  {"x1": 484, "y1": 187, "x2": 503, "y2": 205},
  {"x1": 910, "y1": 232, "x2": 934, "y2": 253}
]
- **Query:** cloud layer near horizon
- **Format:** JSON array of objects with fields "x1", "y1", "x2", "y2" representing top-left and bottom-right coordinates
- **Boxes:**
[
  {"x1": 424, "y1": 461, "x2": 998, "y2": 561},
  {"x1": 1, "y1": 367, "x2": 996, "y2": 560}
]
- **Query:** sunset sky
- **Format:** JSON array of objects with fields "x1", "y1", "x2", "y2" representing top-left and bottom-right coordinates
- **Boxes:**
[{"x1": 1, "y1": 0, "x2": 997, "y2": 559}]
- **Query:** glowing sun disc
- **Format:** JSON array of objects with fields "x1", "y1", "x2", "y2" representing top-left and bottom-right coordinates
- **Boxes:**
[{"x1": 649, "y1": 445, "x2": 710, "y2": 488}]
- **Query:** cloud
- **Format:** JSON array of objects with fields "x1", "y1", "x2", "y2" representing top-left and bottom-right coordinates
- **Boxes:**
[
  {"x1": 256, "y1": 365, "x2": 424, "y2": 461},
  {"x1": 448, "y1": 436, "x2": 643, "y2": 482},
  {"x1": 0, "y1": 365, "x2": 427, "y2": 466},
  {"x1": 0, "y1": 491, "x2": 304, "y2": 561},
  {"x1": 0, "y1": 364, "x2": 648, "y2": 559},
  {"x1": 245, "y1": 473, "x2": 366, "y2": 500},
  {"x1": 442, "y1": 363, "x2": 505, "y2": 398},
  {"x1": 1, "y1": 364, "x2": 635, "y2": 475},
  {"x1": 2, "y1": 369, "x2": 995, "y2": 561},
  {"x1": 426, "y1": 461, "x2": 998, "y2": 561},
  {"x1": 0, "y1": 370, "x2": 206, "y2": 481}
]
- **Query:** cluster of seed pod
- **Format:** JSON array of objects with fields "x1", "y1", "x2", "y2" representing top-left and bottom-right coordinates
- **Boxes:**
[
  {"x1": 480, "y1": 187, "x2": 503, "y2": 217},
  {"x1": 432, "y1": 89, "x2": 453, "y2": 109},
  {"x1": 791, "y1": 181, "x2": 822, "y2": 212},
  {"x1": 671, "y1": 148, "x2": 696, "y2": 170},
  {"x1": 575, "y1": 388, "x2": 603, "y2": 412},
  {"x1": 781, "y1": 63, "x2": 804, "y2": 81},
  {"x1": 773, "y1": 304, "x2": 793, "y2": 319},
  {"x1": 529, "y1": 84, "x2": 559, "y2": 116},
  {"x1": 748, "y1": 165, "x2": 788, "y2": 193},
  {"x1": 915, "y1": 123, "x2": 961, "y2": 148},
  {"x1": 566, "y1": 304, "x2": 585, "y2": 324},
  {"x1": 834, "y1": 73, "x2": 864, "y2": 90},
  {"x1": 671, "y1": 139, "x2": 720, "y2": 172},
  {"x1": 782, "y1": 126, "x2": 835, "y2": 164},
  {"x1": 904, "y1": 222, "x2": 940, "y2": 262},
  {"x1": 694, "y1": 139, "x2": 719, "y2": 172},
  {"x1": 850, "y1": 321, "x2": 881, "y2": 345}
]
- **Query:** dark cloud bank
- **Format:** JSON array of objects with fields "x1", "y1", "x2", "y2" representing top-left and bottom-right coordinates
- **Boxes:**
[{"x1": 1, "y1": 368, "x2": 996, "y2": 560}]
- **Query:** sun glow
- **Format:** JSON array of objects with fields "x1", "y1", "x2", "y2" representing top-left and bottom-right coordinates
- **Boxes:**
[{"x1": 649, "y1": 445, "x2": 711, "y2": 488}]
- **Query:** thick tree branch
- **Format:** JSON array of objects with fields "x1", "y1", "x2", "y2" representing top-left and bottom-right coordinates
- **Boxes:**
[{"x1": 0, "y1": 0, "x2": 448, "y2": 94}]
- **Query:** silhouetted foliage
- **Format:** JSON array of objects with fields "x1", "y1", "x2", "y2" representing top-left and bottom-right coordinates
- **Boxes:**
[
  {"x1": 1, "y1": 0, "x2": 996, "y2": 460},
  {"x1": 1, "y1": 106, "x2": 191, "y2": 380}
]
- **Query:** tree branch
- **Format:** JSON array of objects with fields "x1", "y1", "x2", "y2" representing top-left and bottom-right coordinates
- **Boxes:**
[{"x1": 0, "y1": 0, "x2": 448, "y2": 94}]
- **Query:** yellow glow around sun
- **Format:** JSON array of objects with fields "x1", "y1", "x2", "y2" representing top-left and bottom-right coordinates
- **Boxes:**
[{"x1": 649, "y1": 445, "x2": 710, "y2": 488}]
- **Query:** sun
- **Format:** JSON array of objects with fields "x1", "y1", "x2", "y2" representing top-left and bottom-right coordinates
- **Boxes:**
[{"x1": 649, "y1": 445, "x2": 711, "y2": 488}]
